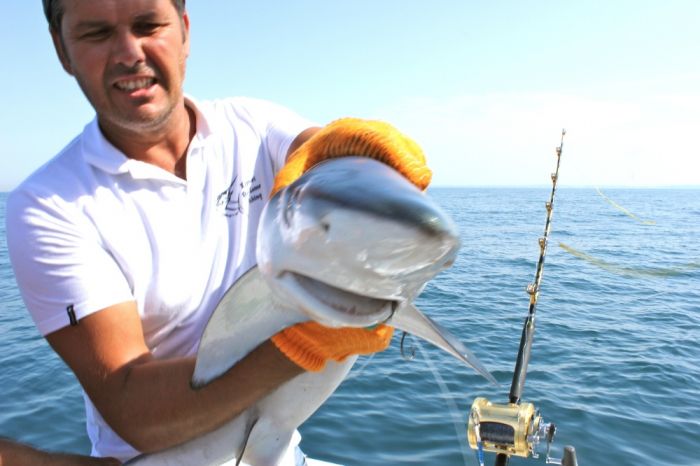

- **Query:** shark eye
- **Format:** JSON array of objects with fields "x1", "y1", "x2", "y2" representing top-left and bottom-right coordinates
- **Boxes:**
[{"x1": 282, "y1": 187, "x2": 302, "y2": 227}]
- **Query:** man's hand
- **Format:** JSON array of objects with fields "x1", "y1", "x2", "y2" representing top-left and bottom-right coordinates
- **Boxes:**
[
  {"x1": 272, "y1": 322, "x2": 394, "y2": 372},
  {"x1": 0, "y1": 438, "x2": 120, "y2": 465},
  {"x1": 272, "y1": 117, "x2": 431, "y2": 195}
]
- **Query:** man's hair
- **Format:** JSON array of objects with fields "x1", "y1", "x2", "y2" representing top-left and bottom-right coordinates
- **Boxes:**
[{"x1": 42, "y1": 0, "x2": 186, "y2": 32}]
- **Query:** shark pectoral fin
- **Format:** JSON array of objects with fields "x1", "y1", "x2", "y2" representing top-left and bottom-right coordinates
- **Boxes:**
[
  {"x1": 391, "y1": 303, "x2": 498, "y2": 385},
  {"x1": 192, "y1": 266, "x2": 307, "y2": 388}
]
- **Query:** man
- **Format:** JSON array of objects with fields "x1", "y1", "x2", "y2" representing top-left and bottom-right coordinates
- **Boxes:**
[{"x1": 5, "y1": 0, "x2": 429, "y2": 464}]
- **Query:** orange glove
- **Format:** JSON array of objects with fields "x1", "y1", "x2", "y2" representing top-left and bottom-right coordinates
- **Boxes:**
[
  {"x1": 271, "y1": 117, "x2": 431, "y2": 195},
  {"x1": 270, "y1": 118, "x2": 430, "y2": 372},
  {"x1": 272, "y1": 322, "x2": 394, "y2": 372}
]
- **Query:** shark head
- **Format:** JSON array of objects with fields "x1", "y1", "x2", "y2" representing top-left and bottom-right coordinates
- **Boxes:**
[{"x1": 257, "y1": 157, "x2": 460, "y2": 328}]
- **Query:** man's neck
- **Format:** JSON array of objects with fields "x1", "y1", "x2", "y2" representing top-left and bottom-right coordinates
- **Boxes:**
[{"x1": 99, "y1": 103, "x2": 196, "y2": 180}]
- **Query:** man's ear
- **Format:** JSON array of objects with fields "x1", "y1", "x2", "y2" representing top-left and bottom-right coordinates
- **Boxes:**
[
  {"x1": 182, "y1": 11, "x2": 191, "y2": 58},
  {"x1": 50, "y1": 28, "x2": 74, "y2": 75}
]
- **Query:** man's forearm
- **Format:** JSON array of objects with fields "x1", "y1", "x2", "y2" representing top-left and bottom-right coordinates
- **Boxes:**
[{"x1": 99, "y1": 340, "x2": 303, "y2": 453}]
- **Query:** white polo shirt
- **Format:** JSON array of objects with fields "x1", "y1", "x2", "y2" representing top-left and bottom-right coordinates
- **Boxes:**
[{"x1": 6, "y1": 96, "x2": 314, "y2": 461}]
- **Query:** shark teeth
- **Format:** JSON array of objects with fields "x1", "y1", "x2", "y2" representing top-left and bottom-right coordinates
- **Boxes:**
[{"x1": 287, "y1": 272, "x2": 395, "y2": 325}]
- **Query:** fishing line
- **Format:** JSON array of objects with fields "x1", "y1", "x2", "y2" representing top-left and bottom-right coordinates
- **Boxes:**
[
  {"x1": 559, "y1": 188, "x2": 700, "y2": 278},
  {"x1": 414, "y1": 338, "x2": 474, "y2": 466},
  {"x1": 344, "y1": 353, "x2": 376, "y2": 381},
  {"x1": 595, "y1": 187, "x2": 656, "y2": 225},
  {"x1": 349, "y1": 335, "x2": 474, "y2": 463},
  {"x1": 558, "y1": 242, "x2": 700, "y2": 277}
]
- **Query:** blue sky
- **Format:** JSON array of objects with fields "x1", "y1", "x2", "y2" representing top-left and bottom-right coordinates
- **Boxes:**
[{"x1": 2, "y1": 1, "x2": 699, "y2": 190}]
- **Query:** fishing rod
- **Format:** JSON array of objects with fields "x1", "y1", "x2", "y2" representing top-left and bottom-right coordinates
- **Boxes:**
[
  {"x1": 466, "y1": 130, "x2": 578, "y2": 466},
  {"x1": 508, "y1": 130, "x2": 565, "y2": 409}
]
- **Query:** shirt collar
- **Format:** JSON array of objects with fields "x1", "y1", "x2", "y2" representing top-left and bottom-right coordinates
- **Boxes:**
[{"x1": 80, "y1": 95, "x2": 211, "y2": 181}]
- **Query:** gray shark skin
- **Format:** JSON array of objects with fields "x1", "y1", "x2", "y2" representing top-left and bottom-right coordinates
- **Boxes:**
[{"x1": 127, "y1": 157, "x2": 494, "y2": 466}]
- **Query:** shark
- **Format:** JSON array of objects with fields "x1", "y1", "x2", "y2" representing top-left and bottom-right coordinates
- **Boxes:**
[{"x1": 127, "y1": 157, "x2": 495, "y2": 466}]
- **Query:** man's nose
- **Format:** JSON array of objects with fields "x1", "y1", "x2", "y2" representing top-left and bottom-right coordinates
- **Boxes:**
[{"x1": 111, "y1": 30, "x2": 146, "y2": 68}]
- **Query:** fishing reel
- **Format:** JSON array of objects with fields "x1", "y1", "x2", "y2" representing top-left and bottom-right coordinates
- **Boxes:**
[{"x1": 467, "y1": 398, "x2": 574, "y2": 465}]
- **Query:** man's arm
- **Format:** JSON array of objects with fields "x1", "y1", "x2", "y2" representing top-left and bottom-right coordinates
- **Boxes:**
[
  {"x1": 46, "y1": 301, "x2": 303, "y2": 454},
  {"x1": 0, "y1": 438, "x2": 120, "y2": 466}
]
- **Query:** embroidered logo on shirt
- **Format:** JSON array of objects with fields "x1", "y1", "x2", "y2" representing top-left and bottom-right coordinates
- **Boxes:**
[{"x1": 216, "y1": 176, "x2": 263, "y2": 217}]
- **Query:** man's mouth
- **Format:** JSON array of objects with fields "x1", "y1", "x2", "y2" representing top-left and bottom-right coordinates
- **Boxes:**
[{"x1": 114, "y1": 77, "x2": 157, "y2": 92}]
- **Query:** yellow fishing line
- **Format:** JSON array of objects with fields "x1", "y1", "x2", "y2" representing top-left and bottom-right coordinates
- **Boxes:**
[
  {"x1": 595, "y1": 187, "x2": 656, "y2": 225},
  {"x1": 558, "y1": 243, "x2": 700, "y2": 278}
]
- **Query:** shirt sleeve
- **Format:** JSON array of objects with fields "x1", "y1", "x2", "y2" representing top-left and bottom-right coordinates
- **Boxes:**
[
  {"x1": 235, "y1": 97, "x2": 318, "y2": 173},
  {"x1": 6, "y1": 188, "x2": 134, "y2": 336}
]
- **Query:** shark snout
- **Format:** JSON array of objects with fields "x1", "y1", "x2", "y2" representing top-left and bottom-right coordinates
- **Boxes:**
[
  {"x1": 257, "y1": 156, "x2": 462, "y2": 322},
  {"x1": 279, "y1": 158, "x2": 460, "y2": 299}
]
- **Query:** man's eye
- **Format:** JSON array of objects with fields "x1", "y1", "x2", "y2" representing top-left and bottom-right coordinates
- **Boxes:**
[
  {"x1": 79, "y1": 29, "x2": 110, "y2": 41},
  {"x1": 134, "y1": 22, "x2": 164, "y2": 35}
]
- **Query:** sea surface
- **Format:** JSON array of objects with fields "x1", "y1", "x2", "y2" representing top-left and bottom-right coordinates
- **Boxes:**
[{"x1": 1, "y1": 188, "x2": 699, "y2": 466}]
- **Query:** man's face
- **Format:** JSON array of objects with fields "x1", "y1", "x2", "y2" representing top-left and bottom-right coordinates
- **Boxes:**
[{"x1": 53, "y1": 0, "x2": 190, "y2": 134}]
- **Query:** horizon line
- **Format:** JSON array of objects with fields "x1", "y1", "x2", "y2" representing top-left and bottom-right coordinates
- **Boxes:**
[
  {"x1": 2, "y1": 184, "x2": 699, "y2": 194},
  {"x1": 430, "y1": 184, "x2": 700, "y2": 190}
]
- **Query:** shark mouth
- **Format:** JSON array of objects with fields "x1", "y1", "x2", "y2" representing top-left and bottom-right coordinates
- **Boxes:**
[{"x1": 278, "y1": 272, "x2": 397, "y2": 328}]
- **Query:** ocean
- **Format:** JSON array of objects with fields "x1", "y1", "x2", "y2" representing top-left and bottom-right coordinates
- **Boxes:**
[{"x1": 1, "y1": 188, "x2": 698, "y2": 466}]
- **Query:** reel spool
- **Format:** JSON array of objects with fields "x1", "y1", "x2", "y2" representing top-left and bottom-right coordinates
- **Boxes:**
[{"x1": 467, "y1": 397, "x2": 556, "y2": 460}]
